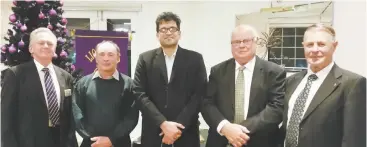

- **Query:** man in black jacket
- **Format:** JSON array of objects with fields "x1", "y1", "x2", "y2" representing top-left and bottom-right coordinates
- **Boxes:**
[
  {"x1": 133, "y1": 12, "x2": 207, "y2": 147},
  {"x1": 1, "y1": 27, "x2": 78, "y2": 147}
]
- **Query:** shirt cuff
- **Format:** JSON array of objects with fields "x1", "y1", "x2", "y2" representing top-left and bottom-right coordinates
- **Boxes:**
[{"x1": 217, "y1": 119, "x2": 230, "y2": 136}]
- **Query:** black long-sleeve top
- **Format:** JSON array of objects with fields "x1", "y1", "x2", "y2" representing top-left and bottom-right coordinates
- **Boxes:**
[{"x1": 72, "y1": 72, "x2": 139, "y2": 146}]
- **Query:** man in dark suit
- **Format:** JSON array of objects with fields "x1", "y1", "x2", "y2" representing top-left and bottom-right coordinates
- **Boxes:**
[
  {"x1": 133, "y1": 12, "x2": 207, "y2": 147},
  {"x1": 1, "y1": 27, "x2": 77, "y2": 147},
  {"x1": 201, "y1": 24, "x2": 286, "y2": 147},
  {"x1": 72, "y1": 40, "x2": 139, "y2": 147},
  {"x1": 281, "y1": 24, "x2": 366, "y2": 147}
]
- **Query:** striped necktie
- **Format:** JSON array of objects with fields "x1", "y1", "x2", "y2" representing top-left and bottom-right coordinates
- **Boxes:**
[{"x1": 42, "y1": 68, "x2": 60, "y2": 126}]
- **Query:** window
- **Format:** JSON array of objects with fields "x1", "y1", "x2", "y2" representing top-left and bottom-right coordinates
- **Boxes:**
[{"x1": 268, "y1": 27, "x2": 307, "y2": 71}]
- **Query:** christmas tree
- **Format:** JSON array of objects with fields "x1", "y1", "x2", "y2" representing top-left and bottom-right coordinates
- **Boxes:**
[{"x1": 1, "y1": 0, "x2": 82, "y2": 80}]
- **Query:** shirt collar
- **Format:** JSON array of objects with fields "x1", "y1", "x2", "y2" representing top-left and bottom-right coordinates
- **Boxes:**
[
  {"x1": 235, "y1": 56, "x2": 256, "y2": 72},
  {"x1": 163, "y1": 46, "x2": 178, "y2": 57},
  {"x1": 34, "y1": 59, "x2": 54, "y2": 72},
  {"x1": 306, "y1": 61, "x2": 335, "y2": 79},
  {"x1": 92, "y1": 69, "x2": 120, "y2": 81}
]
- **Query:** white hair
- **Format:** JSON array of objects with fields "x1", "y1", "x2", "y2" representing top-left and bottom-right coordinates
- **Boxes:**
[
  {"x1": 232, "y1": 24, "x2": 259, "y2": 39},
  {"x1": 29, "y1": 27, "x2": 57, "y2": 47}
]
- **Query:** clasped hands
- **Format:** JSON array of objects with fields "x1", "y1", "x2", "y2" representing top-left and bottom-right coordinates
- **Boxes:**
[
  {"x1": 221, "y1": 123, "x2": 250, "y2": 147},
  {"x1": 159, "y1": 121, "x2": 185, "y2": 145},
  {"x1": 90, "y1": 136, "x2": 112, "y2": 147}
]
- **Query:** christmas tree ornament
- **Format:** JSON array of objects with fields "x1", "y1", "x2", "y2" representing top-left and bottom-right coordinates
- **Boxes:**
[
  {"x1": 61, "y1": 17, "x2": 68, "y2": 25},
  {"x1": 47, "y1": 23, "x2": 53, "y2": 30},
  {"x1": 1, "y1": 46, "x2": 7, "y2": 52},
  {"x1": 49, "y1": 9, "x2": 57, "y2": 16},
  {"x1": 9, "y1": 45, "x2": 16, "y2": 53},
  {"x1": 57, "y1": 37, "x2": 65, "y2": 44},
  {"x1": 16, "y1": 22, "x2": 22, "y2": 28},
  {"x1": 60, "y1": 50, "x2": 68, "y2": 58},
  {"x1": 18, "y1": 40, "x2": 25, "y2": 48},
  {"x1": 60, "y1": 0, "x2": 64, "y2": 6},
  {"x1": 36, "y1": 0, "x2": 45, "y2": 4},
  {"x1": 38, "y1": 12, "x2": 45, "y2": 19},
  {"x1": 9, "y1": 14, "x2": 16, "y2": 23},
  {"x1": 63, "y1": 28, "x2": 68, "y2": 34},
  {"x1": 71, "y1": 64, "x2": 75, "y2": 71},
  {"x1": 20, "y1": 25, "x2": 27, "y2": 32}
]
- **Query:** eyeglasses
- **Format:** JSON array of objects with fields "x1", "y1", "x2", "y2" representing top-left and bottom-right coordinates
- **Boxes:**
[
  {"x1": 158, "y1": 27, "x2": 179, "y2": 34},
  {"x1": 231, "y1": 38, "x2": 255, "y2": 46}
]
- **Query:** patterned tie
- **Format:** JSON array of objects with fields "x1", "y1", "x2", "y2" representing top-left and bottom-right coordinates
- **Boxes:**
[
  {"x1": 234, "y1": 66, "x2": 245, "y2": 124},
  {"x1": 42, "y1": 68, "x2": 60, "y2": 126},
  {"x1": 285, "y1": 74, "x2": 318, "y2": 147}
]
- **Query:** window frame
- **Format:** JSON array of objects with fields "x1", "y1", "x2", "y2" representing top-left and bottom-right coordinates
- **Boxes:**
[{"x1": 266, "y1": 22, "x2": 332, "y2": 72}]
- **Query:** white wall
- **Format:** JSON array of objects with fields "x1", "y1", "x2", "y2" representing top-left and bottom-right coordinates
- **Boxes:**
[
  {"x1": 131, "y1": 1, "x2": 269, "y2": 76},
  {"x1": 333, "y1": 1, "x2": 366, "y2": 77}
]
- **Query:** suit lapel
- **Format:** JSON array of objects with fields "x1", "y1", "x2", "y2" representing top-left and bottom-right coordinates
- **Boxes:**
[
  {"x1": 301, "y1": 65, "x2": 342, "y2": 122},
  {"x1": 29, "y1": 61, "x2": 48, "y2": 108},
  {"x1": 227, "y1": 59, "x2": 236, "y2": 115},
  {"x1": 285, "y1": 71, "x2": 307, "y2": 103},
  {"x1": 54, "y1": 67, "x2": 66, "y2": 113},
  {"x1": 248, "y1": 57, "x2": 264, "y2": 115},
  {"x1": 154, "y1": 48, "x2": 168, "y2": 84},
  {"x1": 283, "y1": 71, "x2": 306, "y2": 127},
  {"x1": 169, "y1": 47, "x2": 184, "y2": 83}
]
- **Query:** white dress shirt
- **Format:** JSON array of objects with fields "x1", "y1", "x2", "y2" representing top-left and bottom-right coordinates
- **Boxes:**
[
  {"x1": 217, "y1": 57, "x2": 256, "y2": 135},
  {"x1": 286, "y1": 62, "x2": 335, "y2": 126},
  {"x1": 163, "y1": 47, "x2": 178, "y2": 82},
  {"x1": 92, "y1": 69, "x2": 120, "y2": 81},
  {"x1": 34, "y1": 59, "x2": 61, "y2": 108}
]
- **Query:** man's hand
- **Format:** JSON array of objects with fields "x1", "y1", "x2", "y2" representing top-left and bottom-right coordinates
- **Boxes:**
[
  {"x1": 159, "y1": 121, "x2": 185, "y2": 144},
  {"x1": 220, "y1": 123, "x2": 250, "y2": 147},
  {"x1": 91, "y1": 136, "x2": 112, "y2": 147}
]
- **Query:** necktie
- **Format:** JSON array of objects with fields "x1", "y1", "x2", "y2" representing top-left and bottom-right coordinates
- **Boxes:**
[
  {"x1": 285, "y1": 74, "x2": 318, "y2": 147},
  {"x1": 234, "y1": 66, "x2": 245, "y2": 124},
  {"x1": 42, "y1": 68, "x2": 60, "y2": 126}
]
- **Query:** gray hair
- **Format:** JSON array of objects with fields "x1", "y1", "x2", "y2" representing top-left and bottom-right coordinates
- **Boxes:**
[
  {"x1": 304, "y1": 23, "x2": 336, "y2": 41},
  {"x1": 95, "y1": 40, "x2": 120, "y2": 54},
  {"x1": 232, "y1": 24, "x2": 259, "y2": 40},
  {"x1": 29, "y1": 27, "x2": 57, "y2": 47}
]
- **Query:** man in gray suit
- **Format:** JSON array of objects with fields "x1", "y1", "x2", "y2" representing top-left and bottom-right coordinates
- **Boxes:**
[{"x1": 281, "y1": 23, "x2": 366, "y2": 147}]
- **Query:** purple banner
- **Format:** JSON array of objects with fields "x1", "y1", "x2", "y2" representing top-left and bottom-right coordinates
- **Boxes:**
[{"x1": 74, "y1": 30, "x2": 129, "y2": 75}]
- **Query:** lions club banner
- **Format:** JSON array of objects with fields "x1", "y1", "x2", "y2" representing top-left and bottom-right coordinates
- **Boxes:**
[{"x1": 74, "y1": 30, "x2": 129, "y2": 75}]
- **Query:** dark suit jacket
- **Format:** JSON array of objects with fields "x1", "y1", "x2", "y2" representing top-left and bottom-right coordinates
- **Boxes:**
[
  {"x1": 201, "y1": 56, "x2": 286, "y2": 147},
  {"x1": 280, "y1": 64, "x2": 366, "y2": 147},
  {"x1": 133, "y1": 46, "x2": 207, "y2": 147},
  {"x1": 1, "y1": 61, "x2": 77, "y2": 147}
]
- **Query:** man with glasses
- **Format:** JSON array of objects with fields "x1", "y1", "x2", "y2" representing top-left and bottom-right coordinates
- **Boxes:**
[
  {"x1": 201, "y1": 24, "x2": 286, "y2": 147},
  {"x1": 133, "y1": 12, "x2": 207, "y2": 147}
]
